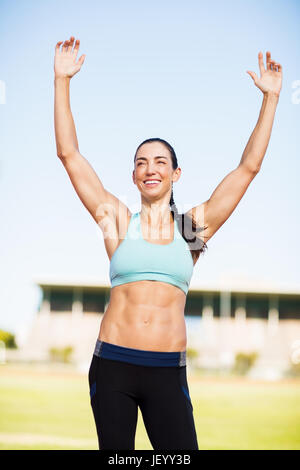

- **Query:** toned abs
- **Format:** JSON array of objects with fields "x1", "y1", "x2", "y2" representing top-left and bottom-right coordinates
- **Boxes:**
[{"x1": 98, "y1": 280, "x2": 187, "y2": 352}]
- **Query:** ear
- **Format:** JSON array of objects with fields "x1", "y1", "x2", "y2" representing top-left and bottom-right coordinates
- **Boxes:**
[
  {"x1": 132, "y1": 169, "x2": 136, "y2": 185},
  {"x1": 172, "y1": 167, "x2": 181, "y2": 183}
]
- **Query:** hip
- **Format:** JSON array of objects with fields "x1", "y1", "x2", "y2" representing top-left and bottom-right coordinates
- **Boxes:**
[
  {"x1": 88, "y1": 340, "x2": 193, "y2": 413},
  {"x1": 92, "y1": 339, "x2": 187, "y2": 367}
]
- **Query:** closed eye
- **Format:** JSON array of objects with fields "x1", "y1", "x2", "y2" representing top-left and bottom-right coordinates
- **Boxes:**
[{"x1": 137, "y1": 161, "x2": 165, "y2": 166}]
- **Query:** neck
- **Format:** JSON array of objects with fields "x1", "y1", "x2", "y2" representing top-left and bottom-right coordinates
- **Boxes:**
[{"x1": 140, "y1": 203, "x2": 173, "y2": 225}]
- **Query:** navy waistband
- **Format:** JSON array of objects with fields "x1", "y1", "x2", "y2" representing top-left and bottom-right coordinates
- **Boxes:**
[{"x1": 93, "y1": 340, "x2": 186, "y2": 367}]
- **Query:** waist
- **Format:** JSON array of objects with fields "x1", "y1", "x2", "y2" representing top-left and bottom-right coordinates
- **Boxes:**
[
  {"x1": 93, "y1": 339, "x2": 186, "y2": 367},
  {"x1": 101, "y1": 303, "x2": 187, "y2": 350}
]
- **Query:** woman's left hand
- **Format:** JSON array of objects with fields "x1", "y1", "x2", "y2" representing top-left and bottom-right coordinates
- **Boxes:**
[{"x1": 247, "y1": 51, "x2": 282, "y2": 97}]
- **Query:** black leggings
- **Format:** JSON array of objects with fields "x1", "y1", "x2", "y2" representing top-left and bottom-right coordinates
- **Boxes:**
[{"x1": 88, "y1": 340, "x2": 199, "y2": 450}]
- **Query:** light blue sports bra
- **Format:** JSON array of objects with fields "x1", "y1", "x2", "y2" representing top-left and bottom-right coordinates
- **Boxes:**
[{"x1": 109, "y1": 212, "x2": 194, "y2": 295}]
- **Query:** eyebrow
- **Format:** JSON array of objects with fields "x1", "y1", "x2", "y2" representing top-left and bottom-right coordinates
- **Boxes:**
[{"x1": 135, "y1": 156, "x2": 168, "y2": 161}]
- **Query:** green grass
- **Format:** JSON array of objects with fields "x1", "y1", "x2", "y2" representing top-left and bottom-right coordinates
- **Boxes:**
[{"x1": 0, "y1": 364, "x2": 300, "y2": 450}]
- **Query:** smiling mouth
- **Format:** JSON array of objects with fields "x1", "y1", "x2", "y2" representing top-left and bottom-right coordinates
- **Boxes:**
[
  {"x1": 143, "y1": 179, "x2": 161, "y2": 184},
  {"x1": 143, "y1": 180, "x2": 161, "y2": 186}
]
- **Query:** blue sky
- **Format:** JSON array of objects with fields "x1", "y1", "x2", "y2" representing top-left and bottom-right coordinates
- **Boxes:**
[{"x1": 0, "y1": 0, "x2": 299, "y2": 338}]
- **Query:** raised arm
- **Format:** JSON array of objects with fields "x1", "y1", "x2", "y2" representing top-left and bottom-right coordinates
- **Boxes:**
[
  {"x1": 54, "y1": 36, "x2": 130, "y2": 231},
  {"x1": 186, "y1": 51, "x2": 282, "y2": 245},
  {"x1": 54, "y1": 36, "x2": 85, "y2": 157}
]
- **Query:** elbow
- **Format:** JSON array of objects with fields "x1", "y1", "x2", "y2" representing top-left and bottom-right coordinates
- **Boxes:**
[
  {"x1": 249, "y1": 165, "x2": 261, "y2": 175},
  {"x1": 57, "y1": 153, "x2": 68, "y2": 162},
  {"x1": 240, "y1": 162, "x2": 261, "y2": 175},
  {"x1": 57, "y1": 149, "x2": 78, "y2": 160},
  {"x1": 252, "y1": 165, "x2": 261, "y2": 175},
  {"x1": 56, "y1": 146, "x2": 64, "y2": 159}
]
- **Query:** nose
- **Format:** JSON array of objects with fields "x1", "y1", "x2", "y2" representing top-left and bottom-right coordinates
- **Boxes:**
[
  {"x1": 145, "y1": 165, "x2": 158, "y2": 176},
  {"x1": 146, "y1": 168, "x2": 156, "y2": 175}
]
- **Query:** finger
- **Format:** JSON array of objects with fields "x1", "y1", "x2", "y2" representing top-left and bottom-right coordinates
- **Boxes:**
[
  {"x1": 266, "y1": 51, "x2": 271, "y2": 70},
  {"x1": 77, "y1": 54, "x2": 86, "y2": 66},
  {"x1": 62, "y1": 40, "x2": 68, "y2": 53},
  {"x1": 68, "y1": 36, "x2": 75, "y2": 52},
  {"x1": 273, "y1": 62, "x2": 279, "y2": 72},
  {"x1": 72, "y1": 39, "x2": 80, "y2": 57},
  {"x1": 246, "y1": 70, "x2": 258, "y2": 82},
  {"x1": 55, "y1": 41, "x2": 63, "y2": 53},
  {"x1": 62, "y1": 40, "x2": 69, "y2": 53},
  {"x1": 258, "y1": 51, "x2": 265, "y2": 75},
  {"x1": 277, "y1": 63, "x2": 282, "y2": 73}
]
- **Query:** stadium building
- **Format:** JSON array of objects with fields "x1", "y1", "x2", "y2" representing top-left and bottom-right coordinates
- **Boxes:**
[{"x1": 17, "y1": 278, "x2": 300, "y2": 378}]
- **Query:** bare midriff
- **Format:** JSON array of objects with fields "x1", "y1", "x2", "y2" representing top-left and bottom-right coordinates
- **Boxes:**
[{"x1": 98, "y1": 280, "x2": 187, "y2": 352}]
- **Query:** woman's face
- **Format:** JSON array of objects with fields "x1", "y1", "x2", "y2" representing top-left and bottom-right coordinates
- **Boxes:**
[{"x1": 133, "y1": 142, "x2": 181, "y2": 197}]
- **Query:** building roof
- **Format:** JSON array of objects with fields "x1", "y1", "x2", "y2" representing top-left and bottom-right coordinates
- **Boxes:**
[{"x1": 32, "y1": 275, "x2": 300, "y2": 296}]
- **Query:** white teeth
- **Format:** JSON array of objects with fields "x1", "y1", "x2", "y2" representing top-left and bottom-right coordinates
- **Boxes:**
[{"x1": 144, "y1": 180, "x2": 160, "y2": 185}]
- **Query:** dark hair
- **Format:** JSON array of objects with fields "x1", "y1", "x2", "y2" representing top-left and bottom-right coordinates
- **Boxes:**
[{"x1": 134, "y1": 137, "x2": 208, "y2": 263}]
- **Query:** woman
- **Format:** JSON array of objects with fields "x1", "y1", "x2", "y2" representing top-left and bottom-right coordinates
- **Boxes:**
[{"x1": 54, "y1": 37, "x2": 282, "y2": 450}]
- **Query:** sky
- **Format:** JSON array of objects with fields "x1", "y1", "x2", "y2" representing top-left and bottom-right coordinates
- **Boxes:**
[{"x1": 0, "y1": 0, "x2": 299, "y2": 340}]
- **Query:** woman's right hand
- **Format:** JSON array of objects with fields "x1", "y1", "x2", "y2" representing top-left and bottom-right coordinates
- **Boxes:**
[{"x1": 54, "y1": 36, "x2": 86, "y2": 79}]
